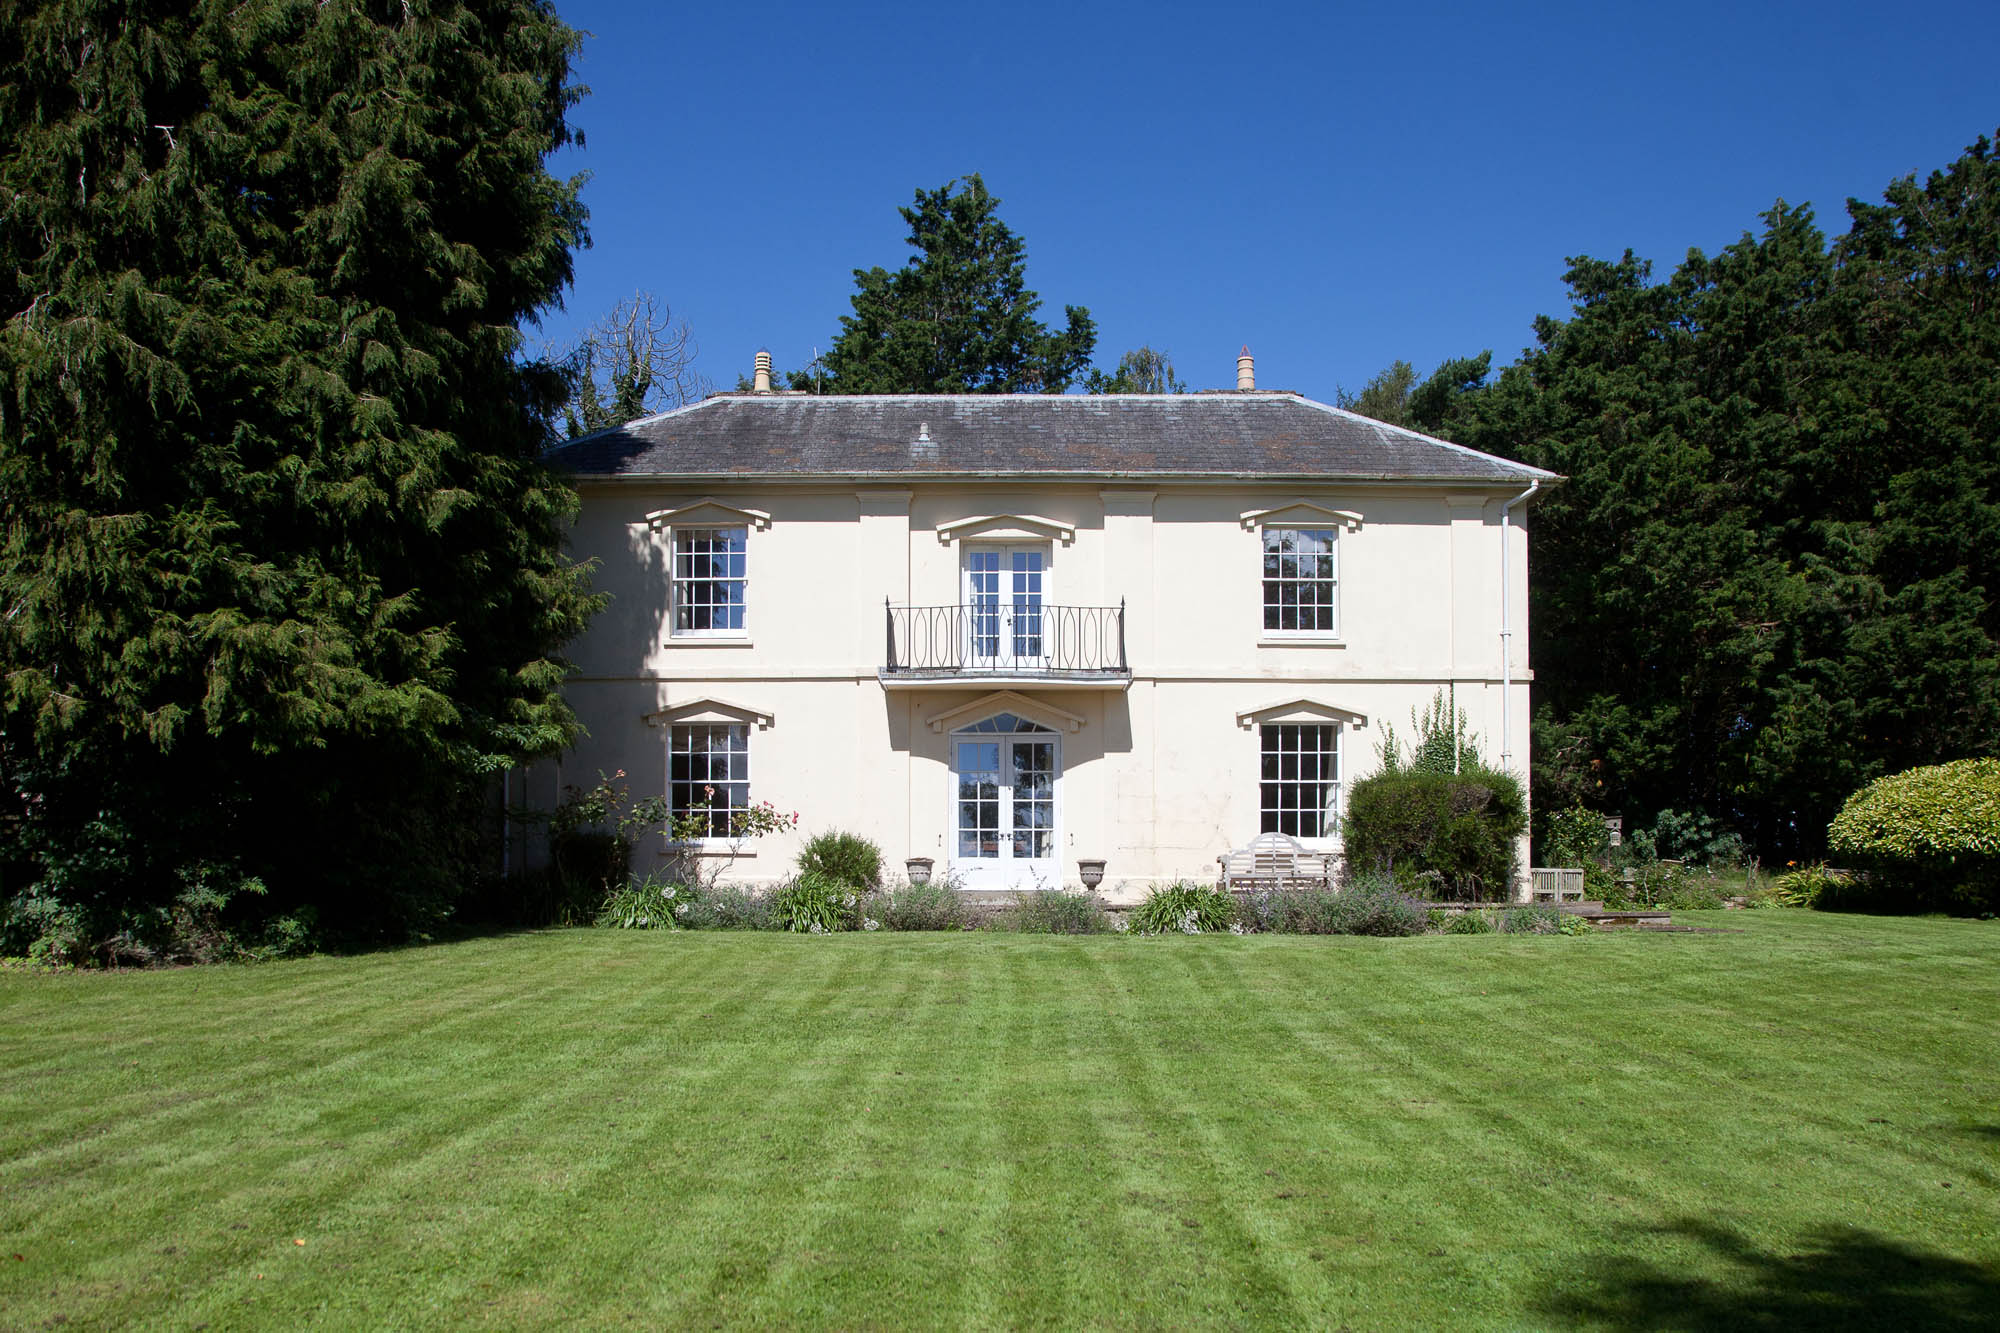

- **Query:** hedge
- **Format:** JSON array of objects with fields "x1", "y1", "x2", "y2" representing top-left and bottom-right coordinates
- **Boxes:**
[{"x1": 1342, "y1": 766, "x2": 1526, "y2": 901}]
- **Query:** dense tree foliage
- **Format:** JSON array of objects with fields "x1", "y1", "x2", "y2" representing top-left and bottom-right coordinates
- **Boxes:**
[
  {"x1": 1430, "y1": 132, "x2": 2000, "y2": 858},
  {"x1": 0, "y1": 0, "x2": 598, "y2": 960},
  {"x1": 1086, "y1": 346, "x2": 1185, "y2": 394},
  {"x1": 1338, "y1": 353, "x2": 1493, "y2": 432},
  {"x1": 817, "y1": 175, "x2": 1097, "y2": 393}
]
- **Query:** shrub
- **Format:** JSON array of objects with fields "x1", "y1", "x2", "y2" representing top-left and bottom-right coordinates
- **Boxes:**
[
  {"x1": 481, "y1": 859, "x2": 609, "y2": 929},
  {"x1": 769, "y1": 872, "x2": 859, "y2": 933},
  {"x1": 678, "y1": 883, "x2": 773, "y2": 930},
  {"x1": 879, "y1": 880, "x2": 969, "y2": 931},
  {"x1": 1443, "y1": 908, "x2": 1497, "y2": 934},
  {"x1": 1828, "y1": 758, "x2": 2000, "y2": 914},
  {"x1": 1130, "y1": 883, "x2": 1236, "y2": 935},
  {"x1": 796, "y1": 830, "x2": 883, "y2": 890},
  {"x1": 598, "y1": 876, "x2": 688, "y2": 930},
  {"x1": 1006, "y1": 887, "x2": 1112, "y2": 934},
  {"x1": 1645, "y1": 808, "x2": 1748, "y2": 869},
  {"x1": 1323, "y1": 874, "x2": 1430, "y2": 936},
  {"x1": 1342, "y1": 765, "x2": 1526, "y2": 901},
  {"x1": 1542, "y1": 804, "x2": 1610, "y2": 868},
  {"x1": 1236, "y1": 886, "x2": 1340, "y2": 934},
  {"x1": 2, "y1": 870, "x2": 315, "y2": 967},
  {"x1": 1769, "y1": 862, "x2": 1852, "y2": 910},
  {"x1": 1598, "y1": 861, "x2": 1728, "y2": 910},
  {"x1": 1502, "y1": 905, "x2": 1568, "y2": 935}
]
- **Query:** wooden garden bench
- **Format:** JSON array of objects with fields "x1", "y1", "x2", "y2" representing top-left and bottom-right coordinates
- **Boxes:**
[{"x1": 1218, "y1": 831, "x2": 1336, "y2": 891}]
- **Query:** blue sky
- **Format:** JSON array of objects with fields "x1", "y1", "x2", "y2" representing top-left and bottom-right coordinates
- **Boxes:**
[{"x1": 539, "y1": 0, "x2": 1999, "y2": 402}]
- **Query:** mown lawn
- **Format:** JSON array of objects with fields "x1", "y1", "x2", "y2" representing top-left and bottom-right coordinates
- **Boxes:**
[{"x1": 2, "y1": 913, "x2": 1997, "y2": 1330}]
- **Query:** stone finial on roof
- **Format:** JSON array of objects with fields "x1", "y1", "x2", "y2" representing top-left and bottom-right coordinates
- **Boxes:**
[{"x1": 1237, "y1": 346, "x2": 1255, "y2": 391}]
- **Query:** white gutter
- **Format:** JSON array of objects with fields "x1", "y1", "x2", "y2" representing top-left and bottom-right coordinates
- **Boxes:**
[{"x1": 1499, "y1": 479, "x2": 1541, "y2": 774}]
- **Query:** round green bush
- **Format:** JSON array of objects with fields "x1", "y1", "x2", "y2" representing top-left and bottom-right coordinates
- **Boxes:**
[
  {"x1": 1828, "y1": 758, "x2": 2000, "y2": 913},
  {"x1": 795, "y1": 830, "x2": 883, "y2": 890},
  {"x1": 1342, "y1": 765, "x2": 1526, "y2": 901}
]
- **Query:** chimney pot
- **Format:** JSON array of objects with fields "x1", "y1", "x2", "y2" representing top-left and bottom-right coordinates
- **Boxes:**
[
  {"x1": 1236, "y1": 346, "x2": 1255, "y2": 392},
  {"x1": 753, "y1": 348, "x2": 773, "y2": 394}
]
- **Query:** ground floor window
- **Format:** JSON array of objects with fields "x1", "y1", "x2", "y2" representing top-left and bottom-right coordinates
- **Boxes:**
[
  {"x1": 669, "y1": 723, "x2": 749, "y2": 837},
  {"x1": 1260, "y1": 723, "x2": 1339, "y2": 838}
]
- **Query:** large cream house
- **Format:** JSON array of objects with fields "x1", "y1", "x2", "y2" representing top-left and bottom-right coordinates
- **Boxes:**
[{"x1": 536, "y1": 359, "x2": 1554, "y2": 901}]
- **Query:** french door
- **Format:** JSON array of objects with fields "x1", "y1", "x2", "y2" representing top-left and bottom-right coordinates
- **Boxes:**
[
  {"x1": 951, "y1": 714, "x2": 1059, "y2": 889},
  {"x1": 963, "y1": 545, "x2": 1048, "y2": 670}
]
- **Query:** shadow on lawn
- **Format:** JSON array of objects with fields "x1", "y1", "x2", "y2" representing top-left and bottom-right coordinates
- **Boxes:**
[{"x1": 1533, "y1": 1218, "x2": 2000, "y2": 1331}]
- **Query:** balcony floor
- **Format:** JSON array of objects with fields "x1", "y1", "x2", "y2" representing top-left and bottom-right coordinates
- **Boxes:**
[{"x1": 878, "y1": 668, "x2": 1133, "y2": 691}]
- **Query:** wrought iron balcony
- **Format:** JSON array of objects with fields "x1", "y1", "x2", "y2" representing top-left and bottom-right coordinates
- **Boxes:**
[{"x1": 882, "y1": 601, "x2": 1130, "y2": 686}]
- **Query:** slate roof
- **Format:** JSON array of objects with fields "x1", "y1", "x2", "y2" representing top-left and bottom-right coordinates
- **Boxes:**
[{"x1": 549, "y1": 391, "x2": 1556, "y2": 485}]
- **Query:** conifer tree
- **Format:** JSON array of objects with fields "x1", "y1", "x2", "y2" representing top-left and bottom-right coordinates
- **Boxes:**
[
  {"x1": 1436, "y1": 133, "x2": 2000, "y2": 858},
  {"x1": 0, "y1": 0, "x2": 598, "y2": 956},
  {"x1": 818, "y1": 175, "x2": 1096, "y2": 393}
]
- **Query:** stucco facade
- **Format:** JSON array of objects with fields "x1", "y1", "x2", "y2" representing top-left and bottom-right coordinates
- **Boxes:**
[{"x1": 533, "y1": 389, "x2": 1552, "y2": 902}]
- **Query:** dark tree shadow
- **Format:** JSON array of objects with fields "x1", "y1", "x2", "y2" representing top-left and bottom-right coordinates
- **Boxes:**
[{"x1": 1533, "y1": 1219, "x2": 2000, "y2": 1331}]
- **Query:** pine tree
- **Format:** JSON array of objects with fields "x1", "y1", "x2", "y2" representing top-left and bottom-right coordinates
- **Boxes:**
[
  {"x1": 0, "y1": 0, "x2": 598, "y2": 956},
  {"x1": 819, "y1": 175, "x2": 1096, "y2": 393}
]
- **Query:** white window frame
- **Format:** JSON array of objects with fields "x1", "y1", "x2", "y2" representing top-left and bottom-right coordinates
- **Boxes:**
[
  {"x1": 1258, "y1": 721, "x2": 1342, "y2": 846},
  {"x1": 961, "y1": 541, "x2": 1053, "y2": 669},
  {"x1": 671, "y1": 525, "x2": 749, "y2": 639},
  {"x1": 668, "y1": 722, "x2": 751, "y2": 843},
  {"x1": 1260, "y1": 525, "x2": 1339, "y2": 639},
  {"x1": 947, "y1": 712, "x2": 1062, "y2": 888}
]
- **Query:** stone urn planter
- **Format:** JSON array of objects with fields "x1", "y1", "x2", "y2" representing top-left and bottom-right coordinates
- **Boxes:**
[
  {"x1": 1076, "y1": 858, "x2": 1107, "y2": 889},
  {"x1": 905, "y1": 856, "x2": 935, "y2": 886}
]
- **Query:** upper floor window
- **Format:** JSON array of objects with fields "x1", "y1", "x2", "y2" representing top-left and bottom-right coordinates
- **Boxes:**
[
  {"x1": 1262, "y1": 527, "x2": 1337, "y2": 635},
  {"x1": 673, "y1": 527, "x2": 746, "y2": 635}
]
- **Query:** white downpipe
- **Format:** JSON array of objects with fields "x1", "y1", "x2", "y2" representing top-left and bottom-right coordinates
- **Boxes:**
[{"x1": 1499, "y1": 480, "x2": 1540, "y2": 774}]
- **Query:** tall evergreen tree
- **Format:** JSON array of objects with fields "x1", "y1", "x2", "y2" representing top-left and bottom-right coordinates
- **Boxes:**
[
  {"x1": 1438, "y1": 134, "x2": 2000, "y2": 857},
  {"x1": 0, "y1": 0, "x2": 598, "y2": 957},
  {"x1": 818, "y1": 175, "x2": 1096, "y2": 393}
]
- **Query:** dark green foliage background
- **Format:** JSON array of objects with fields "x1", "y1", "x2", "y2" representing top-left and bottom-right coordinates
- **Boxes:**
[
  {"x1": 0, "y1": 0, "x2": 598, "y2": 955},
  {"x1": 1427, "y1": 133, "x2": 2000, "y2": 858}
]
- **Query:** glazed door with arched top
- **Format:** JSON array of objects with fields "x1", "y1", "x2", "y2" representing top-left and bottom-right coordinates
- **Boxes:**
[{"x1": 949, "y1": 712, "x2": 1059, "y2": 889}]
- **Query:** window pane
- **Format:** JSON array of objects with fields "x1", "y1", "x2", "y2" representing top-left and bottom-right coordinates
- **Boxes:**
[
  {"x1": 1261, "y1": 527, "x2": 1338, "y2": 635},
  {"x1": 669, "y1": 723, "x2": 750, "y2": 837},
  {"x1": 1258, "y1": 723, "x2": 1338, "y2": 840},
  {"x1": 672, "y1": 528, "x2": 748, "y2": 634}
]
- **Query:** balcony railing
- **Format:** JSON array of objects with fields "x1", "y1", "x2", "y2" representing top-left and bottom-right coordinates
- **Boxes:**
[{"x1": 883, "y1": 601, "x2": 1129, "y2": 681}]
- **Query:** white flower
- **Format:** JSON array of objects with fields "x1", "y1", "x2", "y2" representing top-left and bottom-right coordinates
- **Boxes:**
[
  {"x1": 1180, "y1": 909, "x2": 1201, "y2": 934},
  {"x1": 664, "y1": 885, "x2": 677, "y2": 899},
  {"x1": 842, "y1": 893, "x2": 857, "y2": 907},
  {"x1": 1111, "y1": 917, "x2": 1130, "y2": 933},
  {"x1": 1229, "y1": 922, "x2": 1248, "y2": 935},
  {"x1": 673, "y1": 902, "x2": 689, "y2": 918},
  {"x1": 808, "y1": 921, "x2": 826, "y2": 935},
  {"x1": 863, "y1": 917, "x2": 881, "y2": 931}
]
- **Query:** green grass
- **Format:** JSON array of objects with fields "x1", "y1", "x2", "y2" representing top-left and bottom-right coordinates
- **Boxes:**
[{"x1": 3, "y1": 913, "x2": 1997, "y2": 1329}]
